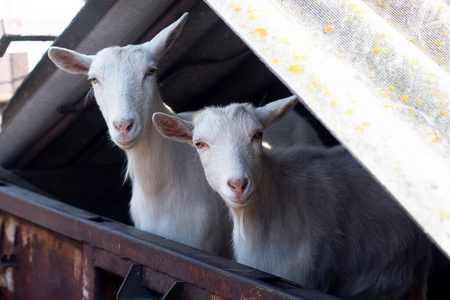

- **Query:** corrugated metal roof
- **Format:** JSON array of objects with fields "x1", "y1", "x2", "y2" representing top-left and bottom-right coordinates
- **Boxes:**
[{"x1": 204, "y1": 0, "x2": 450, "y2": 257}]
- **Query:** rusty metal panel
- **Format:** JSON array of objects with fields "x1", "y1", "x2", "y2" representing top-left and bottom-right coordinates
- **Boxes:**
[
  {"x1": 0, "y1": 182, "x2": 339, "y2": 300},
  {"x1": 0, "y1": 212, "x2": 84, "y2": 299}
]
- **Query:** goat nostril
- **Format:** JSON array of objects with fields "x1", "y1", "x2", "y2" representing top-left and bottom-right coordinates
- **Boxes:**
[
  {"x1": 113, "y1": 120, "x2": 135, "y2": 133},
  {"x1": 227, "y1": 180, "x2": 235, "y2": 191},
  {"x1": 126, "y1": 120, "x2": 134, "y2": 132},
  {"x1": 227, "y1": 178, "x2": 249, "y2": 193},
  {"x1": 242, "y1": 178, "x2": 248, "y2": 190}
]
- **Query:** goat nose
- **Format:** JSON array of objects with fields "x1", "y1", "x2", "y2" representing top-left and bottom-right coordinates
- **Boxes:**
[
  {"x1": 227, "y1": 178, "x2": 249, "y2": 193},
  {"x1": 113, "y1": 119, "x2": 135, "y2": 134}
]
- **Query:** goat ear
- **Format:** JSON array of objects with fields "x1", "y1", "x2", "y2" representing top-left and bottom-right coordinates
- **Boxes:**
[
  {"x1": 143, "y1": 12, "x2": 188, "y2": 62},
  {"x1": 48, "y1": 47, "x2": 93, "y2": 75},
  {"x1": 152, "y1": 112, "x2": 194, "y2": 144},
  {"x1": 256, "y1": 96, "x2": 298, "y2": 128}
]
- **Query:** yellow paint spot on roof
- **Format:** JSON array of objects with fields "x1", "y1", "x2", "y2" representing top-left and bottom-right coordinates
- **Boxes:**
[
  {"x1": 440, "y1": 211, "x2": 450, "y2": 219},
  {"x1": 401, "y1": 94, "x2": 410, "y2": 103},
  {"x1": 415, "y1": 98, "x2": 424, "y2": 105},
  {"x1": 324, "y1": 25, "x2": 334, "y2": 33},
  {"x1": 409, "y1": 108, "x2": 416, "y2": 116},
  {"x1": 435, "y1": 40, "x2": 441, "y2": 46},
  {"x1": 372, "y1": 47, "x2": 382, "y2": 54},
  {"x1": 289, "y1": 64, "x2": 305, "y2": 74},
  {"x1": 346, "y1": 109, "x2": 354, "y2": 115},
  {"x1": 241, "y1": 24, "x2": 247, "y2": 28},
  {"x1": 430, "y1": 72, "x2": 436, "y2": 77},
  {"x1": 331, "y1": 101, "x2": 337, "y2": 106},
  {"x1": 234, "y1": 7, "x2": 242, "y2": 12},
  {"x1": 429, "y1": 131, "x2": 441, "y2": 142},
  {"x1": 381, "y1": 91, "x2": 391, "y2": 98},
  {"x1": 355, "y1": 121, "x2": 370, "y2": 133},
  {"x1": 389, "y1": 85, "x2": 395, "y2": 90},
  {"x1": 441, "y1": 110, "x2": 448, "y2": 116},
  {"x1": 253, "y1": 28, "x2": 267, "y2": 37},
  {"x1": 273, "y1": 58, "x2": 280, "y2": 63},
  {"x1": 349, "y1": 4, "x2": 357, "y2": 9},
  {"x1": 248, "y1": 14, "x2": 256, "y2": 20}
]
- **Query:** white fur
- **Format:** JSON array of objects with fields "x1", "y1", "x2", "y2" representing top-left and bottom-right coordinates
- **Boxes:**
[
  {"x1": 153, "y1": 97, "x2": 431, "y2": 299},
  {"x1": 48, "y1": 13, "x2": 321, "y2": 256}
]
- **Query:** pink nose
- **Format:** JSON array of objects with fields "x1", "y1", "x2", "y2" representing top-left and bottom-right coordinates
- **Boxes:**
[
  {"x1": 113, "y1": 119, "x2": 135, "y2": 134},
  {"x1": 227, "y1": 178, "x2": 249, "y2": 194}
]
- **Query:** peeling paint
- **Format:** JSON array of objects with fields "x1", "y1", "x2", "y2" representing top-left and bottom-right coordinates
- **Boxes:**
[
  {"x1": 82, "y1": 266, "x2": 90, "y2": 300},
  {"x1": 0, "y1": 268, "x2": 14, "y2": 293},
  {"x1": 73, "y1": 249, "x2": 83, "y2": 280},
  {"x1": 5, "y1": 220, "x2": 16, "y2": 244}
]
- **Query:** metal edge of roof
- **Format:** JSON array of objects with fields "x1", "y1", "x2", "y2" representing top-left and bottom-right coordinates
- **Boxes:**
[{"x1": 0, "y1": 0, "x2": 178, "y2": 167}]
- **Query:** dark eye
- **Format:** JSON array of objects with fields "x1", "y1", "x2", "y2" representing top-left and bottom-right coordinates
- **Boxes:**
[
  {"x1": 90, "y1": 77, "x2": 99, "y2": 84},
  {"x1": 195, "y1": 141, "x2": 206, "y2": 149},
  {"x1": 252, "y1": 131, "x2": 263, "y2": 140},
  {"x1": 145, "y1": 68, "x2": 156, "y2": 77}
]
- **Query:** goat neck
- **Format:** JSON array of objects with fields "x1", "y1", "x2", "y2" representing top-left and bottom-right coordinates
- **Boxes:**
[{"x1": 125, "y1": 96, "x2": 191, "y2": 201}]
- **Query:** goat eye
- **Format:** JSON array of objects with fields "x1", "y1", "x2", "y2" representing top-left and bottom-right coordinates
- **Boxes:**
[
  {"x1": 195, "y1": 141, "x2": 205, "y2": 149},
  {"x1": 145, "y1": 68, "x2": 156, "y2": 77},
  {"x1": 90, "y1": 77, "x2": 99, "y2": 84},
  {"x1": 253, "y1": 131, "x2": 263, "y2": 140}
]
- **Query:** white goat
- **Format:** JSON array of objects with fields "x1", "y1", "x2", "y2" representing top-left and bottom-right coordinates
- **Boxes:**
[
  {"x1": 47, "y1": 14, "x2": 321, "y2": 256},
  {"x1": 152, "y1": 96, "x2": 431, "y2": 300}
]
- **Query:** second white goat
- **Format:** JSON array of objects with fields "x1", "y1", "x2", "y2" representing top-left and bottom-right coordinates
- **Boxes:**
[{"x1": 152, "y1": 96, "x2": 431, "y2": 300}]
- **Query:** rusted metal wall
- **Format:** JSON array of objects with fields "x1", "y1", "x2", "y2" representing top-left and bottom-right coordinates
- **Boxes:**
[
  {"x1": 0, "y1": 213, "x2": 85, "y2": 299},
  {"x1": 0, "y1": 181, "x2": 339, "y2": 300}
]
